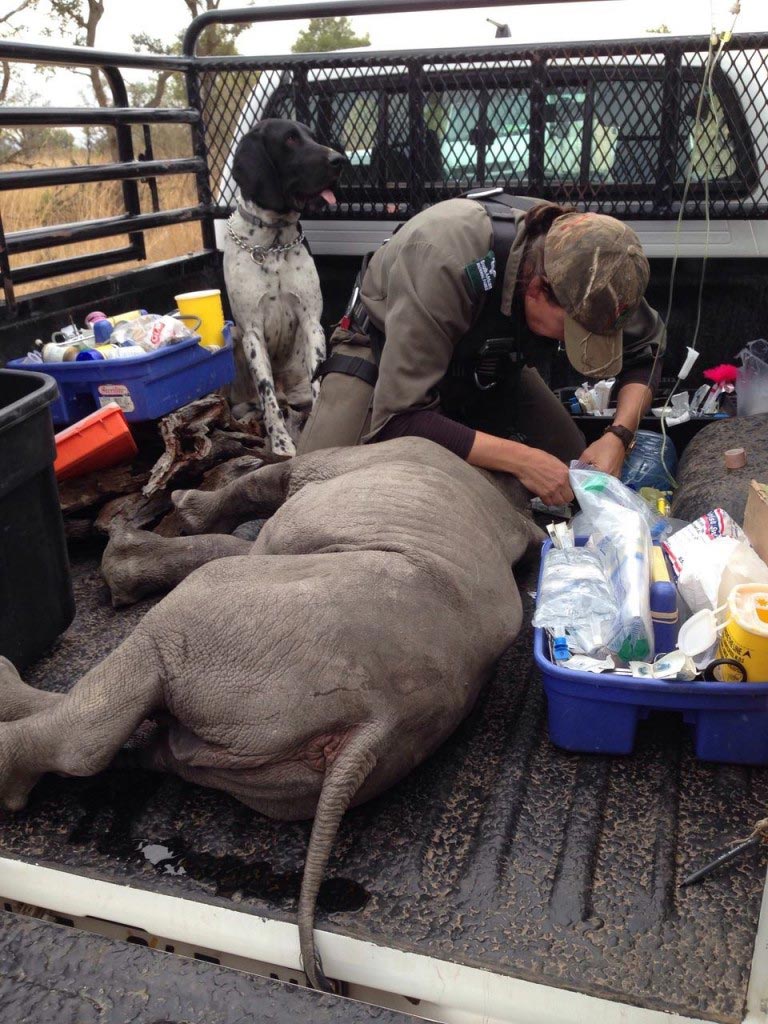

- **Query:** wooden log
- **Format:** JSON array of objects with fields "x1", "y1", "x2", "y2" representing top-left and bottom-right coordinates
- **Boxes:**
[{"x1": 59, "y1": 463, "x2": 151, "y2": 516}]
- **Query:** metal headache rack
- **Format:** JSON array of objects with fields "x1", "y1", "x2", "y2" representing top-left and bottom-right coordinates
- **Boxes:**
[
  {"x1": 1, "y1": 0, "x2": 767, "y2": 312},
  {"x1": 205, "y1": 30, "x2": 768, "y2": 223}
]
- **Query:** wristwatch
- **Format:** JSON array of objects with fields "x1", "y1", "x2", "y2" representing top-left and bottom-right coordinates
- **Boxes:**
[{"x1": 603, "y1": 423, "x2": 636, "y2": 452}]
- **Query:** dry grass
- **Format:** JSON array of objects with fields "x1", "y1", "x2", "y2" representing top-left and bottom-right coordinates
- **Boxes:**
[{"x1": 2, "y1": 149, "x2": 206, "y2": 297}]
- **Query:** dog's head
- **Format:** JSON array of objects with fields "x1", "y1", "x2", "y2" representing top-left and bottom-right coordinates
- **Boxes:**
[{"x1": 232, "y1": 119, "x2": 347, "y2": 215}]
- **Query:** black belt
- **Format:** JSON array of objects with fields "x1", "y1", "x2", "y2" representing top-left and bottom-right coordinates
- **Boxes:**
[{"x1": 313, "y1": 352, "x2": 379, "y2": 387}]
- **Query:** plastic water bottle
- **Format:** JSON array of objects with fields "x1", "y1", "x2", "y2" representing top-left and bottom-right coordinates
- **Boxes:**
[{"x1": 621, "y1": 430, "x2": 678, "y2": 491}]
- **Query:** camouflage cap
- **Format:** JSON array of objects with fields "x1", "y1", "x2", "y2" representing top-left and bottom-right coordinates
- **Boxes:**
[{"x1": 543, "y1": 212, "x2": 649, "y2": 379}]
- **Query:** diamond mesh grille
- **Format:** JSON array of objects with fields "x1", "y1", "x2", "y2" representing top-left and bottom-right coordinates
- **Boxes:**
[{"x1": 200, "y1": 34, "x2": 768, "y2": 221}]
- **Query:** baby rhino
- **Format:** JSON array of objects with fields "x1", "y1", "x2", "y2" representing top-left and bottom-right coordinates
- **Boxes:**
[{"x1": 0, "y1": 438, "x2": 541, "y2": 990}]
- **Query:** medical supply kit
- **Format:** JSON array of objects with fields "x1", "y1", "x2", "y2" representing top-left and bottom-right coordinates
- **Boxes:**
[{"x1": 533, "y1": 468, "x2": 768, "y2": 765}]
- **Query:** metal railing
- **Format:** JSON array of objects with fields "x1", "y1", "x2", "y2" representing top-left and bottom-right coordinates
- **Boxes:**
[
  {"x1": 196, "y1": 30, "x2": 768, "y2": 223},
  {"x1": 0, "y1": 41, "x2": 203, "y2": 311}
]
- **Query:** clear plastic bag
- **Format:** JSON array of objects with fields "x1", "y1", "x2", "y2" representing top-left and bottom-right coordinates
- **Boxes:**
[
  {"x1": 533, "y1": 545, "x2": 620, "y2": 656},
  {"x1": 111, "y1": 314, "x2": 196, "y2": 351},
  {"x1": 570, "y1": 467, "x2": 655, "y2": 662},
  {"x1": 737, "y1": 338, "x2": 768, "y2": 417}
]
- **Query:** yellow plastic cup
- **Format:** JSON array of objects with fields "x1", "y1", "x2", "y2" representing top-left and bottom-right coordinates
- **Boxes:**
[
  {"x1": 174, "y1": 289, "x2": 225, "y2": 349},
  {"x1": 716, "y1": 584, "x2": 768, "y2": 682}
]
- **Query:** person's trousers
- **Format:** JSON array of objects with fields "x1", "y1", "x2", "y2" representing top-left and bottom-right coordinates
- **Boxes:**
[{"x1": 514, "y1": 366, "x2": 586, "y2": 464}]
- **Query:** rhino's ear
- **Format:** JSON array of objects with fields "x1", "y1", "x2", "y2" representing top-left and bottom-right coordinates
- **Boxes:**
[{"x1": 232, "y1": 124, "x2": 286, "y2": 212}]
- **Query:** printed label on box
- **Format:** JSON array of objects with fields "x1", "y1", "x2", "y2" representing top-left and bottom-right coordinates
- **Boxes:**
[{"x1": 98, "y1": 384, "x2": 135, "y2": 413}]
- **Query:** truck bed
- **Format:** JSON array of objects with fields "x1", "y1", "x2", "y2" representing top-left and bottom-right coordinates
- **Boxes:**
[{"x1": 1, "y1": 540, "x2": 766, "y2": 1023}]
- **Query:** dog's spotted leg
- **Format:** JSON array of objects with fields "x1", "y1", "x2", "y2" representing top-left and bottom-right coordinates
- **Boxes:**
[
  {"x1": 293, "y1": 315, "x2": 327, "y2": 402},
  {"x1": 241, "y1": 327, "x2": 296, "y2": 457}
]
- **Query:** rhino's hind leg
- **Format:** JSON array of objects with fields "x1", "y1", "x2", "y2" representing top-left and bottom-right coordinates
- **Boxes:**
[
  {"x1": 102, "y1": 526, "x2": 253, "y2": 606},
  {"x1": 298, "y1": 722, "x2": 387, "y2": 992},
  {"x1": 0, "y1": 657, "x2": 65, "y2": 722},
  {"x1": 0, "y1": 631, "x2": 163, "y2": 811}
]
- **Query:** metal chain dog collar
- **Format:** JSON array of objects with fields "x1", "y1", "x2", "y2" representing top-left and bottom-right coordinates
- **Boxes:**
[{"x1": 226, "y1": 212, "x2": 304, "y2": 265}]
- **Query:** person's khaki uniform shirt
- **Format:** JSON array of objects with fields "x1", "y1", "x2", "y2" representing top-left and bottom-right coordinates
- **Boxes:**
[{"x1": 360, "y1": 198, "x2": 665, "y2": 438}]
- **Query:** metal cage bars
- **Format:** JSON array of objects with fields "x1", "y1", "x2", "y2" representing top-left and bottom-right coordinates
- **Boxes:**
[
  {"x1": 195, "y1": 32, "x2": 767, "y2": 222},
  {"x1": 0, "y1": 42, "x2": 203, "y2": 310}
]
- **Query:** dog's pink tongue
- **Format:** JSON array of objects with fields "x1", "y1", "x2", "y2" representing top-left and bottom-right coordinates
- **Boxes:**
[{"x1": 320, "y1": 188, "x2": 336, "y2": 205}]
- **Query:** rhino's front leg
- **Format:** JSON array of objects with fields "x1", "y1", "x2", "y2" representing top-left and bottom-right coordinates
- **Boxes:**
[
  {"x1": 173, "y1": 459, "x2": 292, "y2": 535},
  {"x1": 0, "y1": 630, "x2": 163, "y2": 811},
  {"x1": 102, "y1": 526, "x2": 253, "y2": 606},
  {"x1": 172, "y1": 440, "x2": 421, "y2": 536}
]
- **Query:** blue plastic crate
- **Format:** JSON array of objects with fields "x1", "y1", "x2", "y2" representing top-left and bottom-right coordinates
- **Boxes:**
[
  {"x1": 7, "y1": 327, "x2": 235, "y2": 425},
  {"x1": 533, "y1": 540, "x2": 768, "y2": 765}
]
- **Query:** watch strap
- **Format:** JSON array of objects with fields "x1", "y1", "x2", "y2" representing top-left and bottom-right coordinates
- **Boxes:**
[{"x1": 603, "y1": 424, "x2": 635, "y2": 451}]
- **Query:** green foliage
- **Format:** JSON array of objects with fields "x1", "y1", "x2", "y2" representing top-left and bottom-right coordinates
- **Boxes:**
[
  {"x1": 0, "y1": 122, "x2": 74, "y2": 164},
  {"x1": 291, "y1": 16, "x2": 370, "y2": 54},
  {"x1": 0, "y1": 74, "x2": 74, "y2": 164},
  {"x1": 646, "y1": 23, "x2": 671, "y2": 34}
]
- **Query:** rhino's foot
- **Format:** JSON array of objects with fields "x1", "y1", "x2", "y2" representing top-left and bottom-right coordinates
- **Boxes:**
[
  {"x1": 172, "y1": 487, "x2": 233, "y2": 535},
  {"x1": 102, "y1": 526, "x2": 171, "y2": 607},
  {"x1": 0, "y1": 721, "x2": 41, "y2": 811},
  {"x1": 0, "y1": 657, "x2": 64, "y2": 722}
]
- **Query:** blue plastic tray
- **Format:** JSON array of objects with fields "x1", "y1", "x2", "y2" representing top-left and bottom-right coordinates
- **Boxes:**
[
  {"x1": 533, "y1": 540, "x2": 768, "y2": 764},
  {"x1": 7, "y1": 327, "x2": 235, "y2": 425}
]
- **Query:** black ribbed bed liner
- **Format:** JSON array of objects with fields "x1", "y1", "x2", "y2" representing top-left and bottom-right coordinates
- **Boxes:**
[{"x1": 2, "y1": 542, "x2": 767, "y2": 1024}]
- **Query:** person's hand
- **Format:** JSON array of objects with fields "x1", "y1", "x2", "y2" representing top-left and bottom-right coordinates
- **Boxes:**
[
  {"x1": 580, "y1": 432, "x2": 626, "y2": 477},
  {"x1": 515, "y1": 448, "x2": 574, "y2": 506}
]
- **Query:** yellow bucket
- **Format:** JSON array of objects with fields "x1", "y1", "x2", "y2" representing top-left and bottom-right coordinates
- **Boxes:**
[
  {"x1": 174, "y1": 289, "x2": 225, "y2": 349},
  {"x1": 716, "y1": 584, "x2": 768, "y2": 682}
]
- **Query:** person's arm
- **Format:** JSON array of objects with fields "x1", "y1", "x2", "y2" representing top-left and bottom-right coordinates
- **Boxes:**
[
  {"x1": 467, "y1": 431, "x2": 574, "y2": 506},
  {"x1": 363, "y1": 206, "x2": 492, "y2": 438},
  {"x1": 580, "y1": 381, "x2": 652, "y2": 476},
  {"x1": 580, "y1": 299, "x2": 665, "y2": 476},
  {"x1": 375, "y1": 408, "x2": 476, "y2": 459}
]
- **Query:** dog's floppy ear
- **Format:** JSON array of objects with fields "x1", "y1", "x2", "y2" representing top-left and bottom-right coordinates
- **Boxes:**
[{"x1": 232, "y1": 125, "x2": 286, "y2": 211}]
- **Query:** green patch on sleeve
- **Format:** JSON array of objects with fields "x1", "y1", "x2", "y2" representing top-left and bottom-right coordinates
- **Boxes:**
[{"x1": 463, "y1": 250, "x2": 497, "y2": 299}]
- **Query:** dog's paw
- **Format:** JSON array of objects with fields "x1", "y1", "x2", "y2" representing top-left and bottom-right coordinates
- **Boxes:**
[{"x1": 268, "y1": 433, "x2": 296, "y2": 458}]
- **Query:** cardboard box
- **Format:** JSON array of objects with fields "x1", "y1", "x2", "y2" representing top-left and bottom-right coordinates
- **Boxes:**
[{"x1": 744, "y1": 479, "x2": 768, "y2": 565}]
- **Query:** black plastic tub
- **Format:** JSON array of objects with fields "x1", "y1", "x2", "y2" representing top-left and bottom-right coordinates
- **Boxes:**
[{"x1": 0, "y1": 369, "x2": 75, "y2": 668}]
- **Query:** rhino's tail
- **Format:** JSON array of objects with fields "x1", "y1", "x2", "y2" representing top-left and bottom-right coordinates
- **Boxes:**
[{"x1": 298, "y1": 721, "x2": 387, "y2": 992}]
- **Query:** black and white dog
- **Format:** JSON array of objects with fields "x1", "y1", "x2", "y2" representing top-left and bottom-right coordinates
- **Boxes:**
[{"x1": 224, "y1": 119, "x2": 346, "y2": 456}]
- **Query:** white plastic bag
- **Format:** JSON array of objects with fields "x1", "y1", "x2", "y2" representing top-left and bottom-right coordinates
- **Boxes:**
[
  {"x1": 675, "y1": 535, "x2": 768, "y2": 613},
  {"x1": 719, "y1": 543, "x2": 768, "y2": 604}
]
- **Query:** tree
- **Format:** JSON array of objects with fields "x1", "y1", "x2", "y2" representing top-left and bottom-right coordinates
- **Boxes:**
[
  {"x1": 0, "y1": 1, "x2": 76, "y2": 165},
  {"x1": 0, "y1": 0, "x2": 41, "y2": 105},
  {"x1": 41, "y1": 1, "x2": 110, "y2": 108},
  {"x1": 0, "y1": 82, "x2": 73, "y2": 165},
  {"x1": 646, "y1": 24, "x2": 671, "y2": 34},
  {"x1": 291, "y1": 16, "x2": 370, "y2": 54}
]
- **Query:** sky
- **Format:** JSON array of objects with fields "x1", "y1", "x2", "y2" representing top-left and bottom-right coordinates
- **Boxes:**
[{"x1": 11, "y1": 0, "x2": 768, "y2": 107}]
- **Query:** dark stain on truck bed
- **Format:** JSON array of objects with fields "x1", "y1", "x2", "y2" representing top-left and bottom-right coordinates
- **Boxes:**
[{"x1": 2, "y1": 540, "x2": 767, "y2": 1023}]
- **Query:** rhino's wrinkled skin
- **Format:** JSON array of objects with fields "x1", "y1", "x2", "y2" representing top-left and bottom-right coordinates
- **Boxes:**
[{"x1": 0, "y1": 438, "x2": 541, "y2": 990}]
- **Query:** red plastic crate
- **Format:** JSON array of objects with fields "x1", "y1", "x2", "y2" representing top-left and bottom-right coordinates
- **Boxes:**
[{"x1": 54, "y1": 403, "x2": 138, "y2": 481}]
